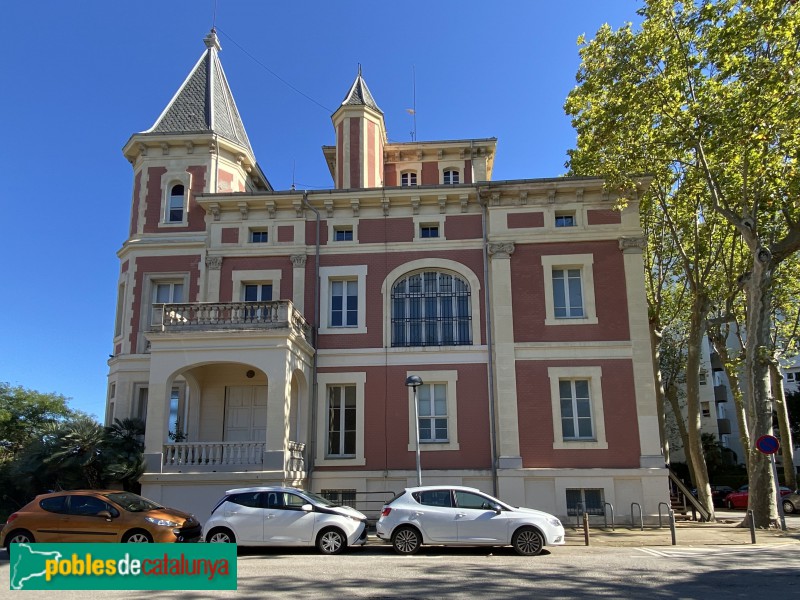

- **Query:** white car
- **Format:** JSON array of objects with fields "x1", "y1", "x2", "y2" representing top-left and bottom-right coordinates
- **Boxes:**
[
  {"x1": 376, "y1": 486, "x2": 565, "y2": 556},
  {"x1": 203, "y1": 487, "x2": 367, "y2": 554}
]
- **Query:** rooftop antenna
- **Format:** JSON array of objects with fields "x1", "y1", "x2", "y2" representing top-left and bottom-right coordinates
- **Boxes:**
[
  {"x1": 212, "y1": 0, "x2": 218, "y2": 28},
  {"x1": 406, "y1": 65, "x2": 417, "y2": 142},
  {"x1": 291, "y1": 160, "x2": 296, "y2": 191}
]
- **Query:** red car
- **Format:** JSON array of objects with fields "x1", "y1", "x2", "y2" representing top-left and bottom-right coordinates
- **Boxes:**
[{"x1": 723, "y1": 485, "x2": 795, "y2": 509}]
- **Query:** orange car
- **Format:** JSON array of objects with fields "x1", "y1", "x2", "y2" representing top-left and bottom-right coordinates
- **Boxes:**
[{"x1": 1, "y1": 490, "x2": 201, "y2": 547}]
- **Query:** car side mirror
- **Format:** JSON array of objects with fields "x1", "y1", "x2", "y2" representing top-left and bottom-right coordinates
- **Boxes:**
[
  {"x1": 97, "y1": 510, "x2": 113, "y2": 521},
  {"x1": 491, "y1": 503, "x2": 502, "y2": 514},
  {"x1": 301, "y1": 503, "x2": 313, "y2": 512}
]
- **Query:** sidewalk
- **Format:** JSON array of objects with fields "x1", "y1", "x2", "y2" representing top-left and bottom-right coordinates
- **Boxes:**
[{"x1": 564, "y1": 517, "x2": 800, "y2": 547}]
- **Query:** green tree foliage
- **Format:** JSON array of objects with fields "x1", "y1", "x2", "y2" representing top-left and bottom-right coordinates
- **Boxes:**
[
  {"x1": 0, "y1": 384, "x2": 146, "y2": 520},
  {"x1": 565, "y1": 0, "x2": 800, "y2": 528}
]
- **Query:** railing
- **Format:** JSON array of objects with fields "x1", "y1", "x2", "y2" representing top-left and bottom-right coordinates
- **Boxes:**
[
  {"x1": 287, "y1": 441, "x2": 305, "y2": 472},
  {"x1": 156, "y1": 300, "x2": 311, "y2": 342},
  {"x1": 163, "y1": 442, "x2": 265, "y2": 467}
]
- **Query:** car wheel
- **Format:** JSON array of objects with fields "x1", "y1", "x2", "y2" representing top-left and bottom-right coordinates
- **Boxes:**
[
  {"x1": 392, "y1": 526, "x2": 421, "y2": 555},
  {"x1": 123, "y1": 530, "x2": 153, "y2": 543},
  {"x1": 783, "y1": 500, "x2": 795, "y2": 514},
  {"x1": 512, "y1": 527, "x2": 544, "y2": 556},
  {"x1": 206, "y1": 528, "x2": 236, "y2": 544},
  {"x1": 5, "y1": 529, "x2": 35, "y2": 549},
  {"x1": 316, "y1": 528, "x2": 346, "y2": 555}
]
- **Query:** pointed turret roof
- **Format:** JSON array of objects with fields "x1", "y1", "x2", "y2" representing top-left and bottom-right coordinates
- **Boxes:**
[
  {"x1": 144, "y1": 29, "x2": 254, "y2": 155},
  {"x1": 339, "y1": 66, "x2": 382, "y2": 113}
]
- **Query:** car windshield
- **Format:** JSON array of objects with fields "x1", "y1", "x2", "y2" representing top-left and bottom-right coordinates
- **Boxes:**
[
  {"x1": 300, "y1": 491, "x2": 340, "y2": 508},
  {"x1": 105, "y1": 492, "x2": 164, "y2": 512}
]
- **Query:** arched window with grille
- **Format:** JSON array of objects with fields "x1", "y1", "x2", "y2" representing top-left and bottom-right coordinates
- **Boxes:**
[{"x1": 391, "y1": 271, "x2": 472, "y2": 347}]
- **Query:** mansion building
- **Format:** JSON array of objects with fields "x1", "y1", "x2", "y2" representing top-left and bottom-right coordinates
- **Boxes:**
[{"x1": 106, "y1": 30, "x2": 667, "y2": 522}]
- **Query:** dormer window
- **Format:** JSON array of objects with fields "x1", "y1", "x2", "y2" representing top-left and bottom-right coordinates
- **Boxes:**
[
  {"x1": 168, "y1": 185, "x2": 185, "y2": 223},
  {"x1": 401, "y1": 172, "x2": 418, "y2": 187},
  {"x1": 443, "y1": 170, "x2": 460, "y2": 185}
]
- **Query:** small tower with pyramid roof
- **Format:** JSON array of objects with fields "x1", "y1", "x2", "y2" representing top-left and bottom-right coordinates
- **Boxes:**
[
  {"x1": 121, "y1": 29, "x2": 270, "y2": 237},
  {"x1": 328, "y1": 66, "x2": 387, "y2": 189}
]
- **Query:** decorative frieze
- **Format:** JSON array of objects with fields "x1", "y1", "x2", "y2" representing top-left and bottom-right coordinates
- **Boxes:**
[
  {"x1": 460, "y1": 194, "x2": 469, "y2": 213},
  {"x1": 293, "y1": 198, "x2": 303, "y2": 218},
  {"x1": 205, "y1": 256, "x2": 223, "y2": 270},
  {"x1": 138, "y1": 143, "x2": 147, "y2": 156},
  {"x1": 208, "y1": 203, "x2": 220, "y2": 221},
  {"x1": 161, "y1": 143, "x2": 170, "y2": 156},
  {"x1": 411, "y1": 196, "x2": 420, "y2": 215},
  {"x1": 519, "y1": 192, "x2": 528, "y2": 205},
  {"x1": 488, "y1": 242, "x2": 515, "y2": 259},
  {"x1": 351, "y1": 198, "x2": 360, "y2": 217},
  {"x1": 491, "y1": 192, "x2": 501, "y2": 207},
  {"x1": 238, "y1": 202, "x2": 248, "y2": 220},
  {"x1": 324, "y1": 199, "x2": 334, "y2": 218},
  {"x1": 438, "y1": 195, "x2": 447, "y2": 214},
  {"x1": 185, "y1": 141, "x2": 194, "y2": 154},
  {"x1": 265, "y1": 200, "x2": 276, "y2": 219}
]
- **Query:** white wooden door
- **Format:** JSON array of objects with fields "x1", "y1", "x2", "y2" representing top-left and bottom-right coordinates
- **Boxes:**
[{"x1": 224, "y1": 386, "x2": 267, "y2": 441}]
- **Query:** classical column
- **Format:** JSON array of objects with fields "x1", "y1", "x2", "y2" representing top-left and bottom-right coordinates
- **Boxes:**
[
  {"x1": 204, "y1": 255, "x2": 223, "y2": 303},
  {"x1": 488, "y1": 242, "x2": 523, "y2": 470},
  {"x1": 291, "y1": 254, "x2": 307, "y2": 314},
  {"x1": 619, "y1": 237, "x2": 664, "y2": 468}
]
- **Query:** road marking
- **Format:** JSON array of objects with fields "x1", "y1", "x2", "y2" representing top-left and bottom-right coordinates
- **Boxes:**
[{"x1": 636, "y1": 543, "x2": 797, "y2": 558}]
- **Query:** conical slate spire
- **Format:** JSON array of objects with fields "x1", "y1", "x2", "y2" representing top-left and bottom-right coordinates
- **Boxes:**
[
  {"x1": 340, "y1": 65, "x2": 382, "y2": 113},
  {"x1": 144, "y1": 29, "x2": 254, "y2": 155}
]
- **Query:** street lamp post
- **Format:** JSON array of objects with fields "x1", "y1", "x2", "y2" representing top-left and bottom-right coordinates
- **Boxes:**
[{"x1": 405, "y1": 375, "x2": 423, "y2": 486}]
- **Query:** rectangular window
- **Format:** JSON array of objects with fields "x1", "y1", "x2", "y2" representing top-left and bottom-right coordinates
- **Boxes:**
[
  {"x1": 566, "y1": 488, "x2": 604, "y2": 516},
  {"x1": 114, "y1": 283, "x2": 125, "y2": 338},
  {"x1": 560, "y1": 379, "x2": 594, "y2": 440},
  {"x1": 420, "y1": 224, "x2": 440, "y2": 239},
  {"x1": 701, "y1": 401, "x2": 711, "y2": 418},
  {"x1": 244, "y1": 284, "x2": 273, "y2": 302},
  {"x1": 320, "y1": 489, "x2": 357, "y2": 509},
  {"x1": 333, "y1": 226, "x2": 353, "y2": 241},
  {"x1": 552, "y1": 269, "x2": 584, "y2": 318},
  {"x1": 327, "y1": 385, "x2": 356, "y2": 457},
  {"x1": 168, "y1": 386, "x2": 186, "y2": 441},
  {"x1": 330, "y1": 280, "x2": 358, "y2": 327},
  {"x1": 250, "y1": 230, "x2": 269, "y2": 243},
  {"x1": 135, "y1": 386, "x2": 149, "y2": 423},
  {"x1": 401, "y1": 172, "x2": 418, "y2": 186},
  {"x1": 555, "y1": 212, "x2": 576, "y2": 227},
  {"x1": 788, "y1": 373, "x2": 796, "y2": 381},
  {"x1": 444, "y1": 170, "x2": 459, "y2": 185},
  {"x1": 417, "y1": 383, "x2": 448, "y2": 442},
  {"x1": 151, "y1": 281, "x2": 185, "y2": 326}
]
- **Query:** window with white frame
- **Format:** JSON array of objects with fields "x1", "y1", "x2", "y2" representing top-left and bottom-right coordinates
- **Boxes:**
[
  {"x1": 333, "y1": 226, "x2": 353, "y2": 241},
  {"x1": 788, "y1": 372, "x2": 796, "y2": 382},
  {"x1": 560, "y1": 379, "x2": 594, "y2": 440},
  {"x1": 552, "y1": 269, "x2": 584, "y2": 318},
  {"x1": 419, "y1": 224, "x2": 440, "y2": 239},
  {"x1": 319, "y1": 265, "x2": 367, "y2": 334},
  {"x1": 417, "y1": 383, "x2": 448, "y2": 442},
  {"x1": 548, "y1": 366, "x2": 607, "y2": 449},
  {"x1": 541, "y1": 254, "x2": 598, "y2": 326},
  {"x1": 167, "y1": 184, "x2": 185, "y2": 223},
  {"x1": 243, "y1": 282, "x2": 273, "y2": 321},
  {"x1": 250, "y1": 230, "x2": 269, "y2": 243},
  {"x1": 326, "y1": 385, "x2": 356, "y2": 457},
  {"x1": 407, "y1": 370, "x2": 460, "y2": 452},
  {"x1": 555, "y1": 211, "x2": 576, "y2": 227},
  {"x1": 316, "y1": 372, "x2": 366, "y2": 466},
  {"x1": 330, "y1": 279, "x2": 358, "y2": 327},
  {"x1": 150, "y1": 280, "x2": 185, "y2": 327},
  {"x1": 443, "y1": 169, "x2": 460, "y2": 185},
  {"x1": 401, "y1": 172, "x2": 418, "y2": 187},
  {"x1": 391, "y1": 271, "x2": 471, "y2": 347},
  {"x1": 114, "y1": 283, "x2": 126, "y2": 338}
]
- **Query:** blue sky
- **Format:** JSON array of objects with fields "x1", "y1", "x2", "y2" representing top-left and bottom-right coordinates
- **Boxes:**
[{"x1": 1, "y1": 1, "x2": 641, "y2": 418}]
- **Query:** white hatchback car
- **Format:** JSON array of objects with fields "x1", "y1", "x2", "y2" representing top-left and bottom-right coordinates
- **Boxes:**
[
  {"x1": 376, "y1": 486, "x2": 565, "y2": 556},
  {"x1": 203, "y1": 487, "x2": 367, "y2": 554}
]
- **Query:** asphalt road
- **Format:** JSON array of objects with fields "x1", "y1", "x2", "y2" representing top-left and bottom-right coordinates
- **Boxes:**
[{"x1": 2, "y1": 539, "x2": 799, "y2": 599}]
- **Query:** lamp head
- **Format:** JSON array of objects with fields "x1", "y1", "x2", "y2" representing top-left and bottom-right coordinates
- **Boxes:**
[{"x1": 405, "y1": 375, "x2": 423, "y2": 388}]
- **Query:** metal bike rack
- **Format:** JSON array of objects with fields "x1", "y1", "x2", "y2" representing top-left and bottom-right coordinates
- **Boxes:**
[
  {"x1": 603, "y1": 502, "x2": 615, "y2": 530},
  {"x1": 630, "y1": 502, "x2": 643, "y2": 531},
  {"x1": 574, "y1": 501, "x2": 586, "y2": 527},
  {"x1": 658, "y1": 502, "x2": 671, "y2": 528}
]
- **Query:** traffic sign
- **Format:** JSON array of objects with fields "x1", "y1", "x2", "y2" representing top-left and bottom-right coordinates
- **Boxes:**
[{"x1": 755, "y1": 434, "x2": 780, "y2": 455}]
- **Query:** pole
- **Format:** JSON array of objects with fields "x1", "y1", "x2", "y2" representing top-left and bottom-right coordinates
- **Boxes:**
[{"x1": 413, "y1": 386, "x2": 421, "y2": 486}]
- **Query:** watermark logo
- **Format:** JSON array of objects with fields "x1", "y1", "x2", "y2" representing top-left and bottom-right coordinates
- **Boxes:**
[{"x1": 9, "y1": 544, "x2": 237, "y2": 590}]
